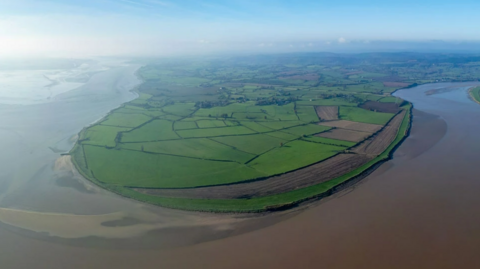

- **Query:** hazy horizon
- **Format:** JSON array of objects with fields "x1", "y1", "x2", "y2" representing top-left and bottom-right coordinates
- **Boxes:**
[{"x1": 2, "y1": 0, "x2": 480, "y2": 57}]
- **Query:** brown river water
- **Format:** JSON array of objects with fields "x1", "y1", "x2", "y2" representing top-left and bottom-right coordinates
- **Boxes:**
[{"x1": 1, "y1": 70, "x2": 480, "y2": 268}]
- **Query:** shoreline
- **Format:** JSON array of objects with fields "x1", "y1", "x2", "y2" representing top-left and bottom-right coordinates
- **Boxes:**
[{"x1": 468, "y1": 86, "x2": 480, "y2": 105}]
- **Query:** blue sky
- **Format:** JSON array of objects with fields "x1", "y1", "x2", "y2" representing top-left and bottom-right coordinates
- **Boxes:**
[{"x1": 1, "y1": 0, "x2": 480, "y2": 57}]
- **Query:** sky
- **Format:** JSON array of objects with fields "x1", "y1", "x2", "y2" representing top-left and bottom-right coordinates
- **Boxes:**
[{"x1": 1, "y1": 0, "x2": 480, "y2": 57}]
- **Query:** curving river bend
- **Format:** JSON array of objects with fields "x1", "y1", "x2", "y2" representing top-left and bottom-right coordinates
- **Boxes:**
[{"x1": 1, "y1": 67, "x2": 480, "y2": 269}]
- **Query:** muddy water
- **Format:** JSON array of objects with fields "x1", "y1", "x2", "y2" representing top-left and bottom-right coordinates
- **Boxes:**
[{"x1": 2, "y1": 81, "x2": 480, "y2": 268}]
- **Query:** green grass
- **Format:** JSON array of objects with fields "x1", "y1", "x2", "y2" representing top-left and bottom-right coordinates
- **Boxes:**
[
  {"x1": 212, "y1": 134, "x2": 287, "y2": 155},
  {"x1": 196, "y1": 120, "x2": 227, "y2": 128},
  {"x1": 81, "y1": 125, "x2": 131, "y2": 147},
  {"x1": 99, "y1": 113, "x2": 152, "y2": 128},
  {"x1": 176, "y1": 126, "x2": 256, "y2": 138},
  {"x1": 256, "y1": 120, "x2": 304, "y2": 130},
  {"x1": 162, "y1": 103, "x2": 197, "y2": 116},
  {"x1": 264, "y1": 131, "x2": 300, "y2": 140},
  {"x1": 296, "y1": 105, "x2": 320, "y2": 122},
  {"x1": 378, "y1": 96, "x2": 400, "y2": 103},
  {"x1": 339, "y1": 106, "x2": 394, "y2": 125},
  {"x1": 195, "y1": 103, "x2": 252, "y2": 117},
  {"x1": 301, "y1": 136, "x2": 356, "y2": 147},
  {"x1": 121, "y1": 120, "x2": 178, "y2": 142},
  {"x1": 238, "y1": 121, "x2": 273, "y2": 132},
  {"x1": 119, "y1": 138, "x2": 255, "y2": 163},
  {"x1": 296, "y1": 98, "x2": 357, "y2": 107},
  {"x1": 174, "y1": 121, "x2": 198, "y2": 130},
  {"x1": 470, "y1": 86, "x2": 480, "y2": 103},
  {"x1": 282, "y1": 124, "x2": 331, "y2": 136},
  {"x1": 83, "y1": 145, "x2": 266, "y2": 188},
  {"x1": 90, "y1": 105, "x2": 411, "y2": 212},
  {"x1": 68, "y1": 56, "x2": 425, "y2": 212},
  {"x1": 248, "y1": 140, "x2": 344, "y2": 175}
]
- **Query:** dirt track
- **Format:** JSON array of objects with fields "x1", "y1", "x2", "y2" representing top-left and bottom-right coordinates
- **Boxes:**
[
  {"x1": 352, "y1": 110, "x2": 406, "y2": 155},
  {"x1": 133, "y1": 153, "x2": 373, "y2": 199},
  {"x1": 315, "y1": 106, "x2": 338, "y2": 121}
]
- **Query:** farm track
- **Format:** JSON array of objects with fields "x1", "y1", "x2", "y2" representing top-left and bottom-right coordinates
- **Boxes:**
[
  {"x1": 315, "y1": 106, "x2": 338, "y2": 120},
  {"x1": 132, "y1": 110, "x2": 407, "y2": 200}
]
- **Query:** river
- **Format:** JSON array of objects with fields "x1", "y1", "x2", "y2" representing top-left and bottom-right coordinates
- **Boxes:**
[{"x1": 1, "y1": 70, "x2": 480, "y2": 268}]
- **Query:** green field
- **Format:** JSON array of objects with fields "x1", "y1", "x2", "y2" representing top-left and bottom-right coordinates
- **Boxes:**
[
  {"x1": 470, "y1": 86, "x2": 480, "y2": 104},
  {"x1": 249, "y1": 140, "x2": 344, "y2": 175},
  {"x1": 339, "y1": 106, "x2": 394, "y2": 125},
  {"x1": 70, "y1": 51, "x2": 474, "y2": 212}
]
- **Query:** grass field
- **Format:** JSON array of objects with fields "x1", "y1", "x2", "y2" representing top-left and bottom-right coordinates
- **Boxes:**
[
  {"x1": 121, "y1": 120, "x2": 178, "y2": 142},
  {"x1": 83, "y1": 145, "x2": 265, "y2": 188},
  {"x1": 78, "y1": 104, "x2": 411, "y2": 212},
  {"x1": 470, "y1": 86, "x2": 480, "y2": 104},
  {"x1": 339, "y1": 106, "x2": 394, "y2": 125},
  {"x1": 211, "y1": 134, "x2": 287, "y2": 154},
  {"x1": 68, "y1": 53, "x2": 442, "y2": 212},
  {"x1": 81, "y1": 125, "x2": 131, "y2": 147},
  {"x1": 249, "y1": 140, "x2": 344, "y2": 175},
  {"x1": 119, "y1": 138, "x2": 255, "y2": 163}
]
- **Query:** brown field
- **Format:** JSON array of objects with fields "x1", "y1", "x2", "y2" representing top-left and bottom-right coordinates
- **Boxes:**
[
  {"x1": 383, "y1": 81, "x2": 410, "y2": 87},
  {"x1": 318, "y1": 120, "x2": 381, "y2": 133},
  {"x1": 133, "y1": 153, "x2": 373, "y2": 199},
  {"x1": 315, "y1": 106, "x2": 338, "y2": 121},
  {"x1": 361, "y1": 101, "x2": 401, "y2": 113},
  {"x1": 315, "y1": 128, "x2": 371, "y2": 142},
  {"x1": 352, "y1": 110, "x2": 406, "y2": 156}
]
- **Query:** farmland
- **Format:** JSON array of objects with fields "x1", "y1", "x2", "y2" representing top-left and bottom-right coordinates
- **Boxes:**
[{"x1": 70, "y1": 52, "x2": 480, "y2": 212}]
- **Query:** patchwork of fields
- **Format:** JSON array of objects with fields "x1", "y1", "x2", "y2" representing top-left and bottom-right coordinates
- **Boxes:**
[{"x1": 70, "y1": 52, "x2": 477, "y2": 212}]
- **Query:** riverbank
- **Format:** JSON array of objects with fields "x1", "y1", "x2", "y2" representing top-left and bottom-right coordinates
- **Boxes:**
[{"x1": 469, "y1": 86, "x2": 480, "y2": 104}]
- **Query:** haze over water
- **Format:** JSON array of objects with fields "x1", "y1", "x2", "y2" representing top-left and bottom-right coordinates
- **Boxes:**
[{"x1": 0, "y1": 61, "x2": 479, "y2": 268}]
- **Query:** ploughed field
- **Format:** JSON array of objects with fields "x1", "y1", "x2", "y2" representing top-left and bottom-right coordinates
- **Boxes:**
[{"x1": 70, "y1": 57, "x2": 417, "y2": 212}]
